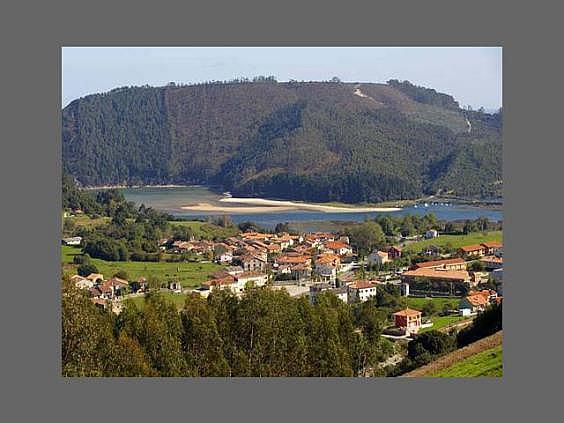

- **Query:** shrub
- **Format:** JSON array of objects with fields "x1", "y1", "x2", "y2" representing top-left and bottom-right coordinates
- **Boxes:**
[{"x1": 77, "y1": 263, "x2": 98, "y2": 277}]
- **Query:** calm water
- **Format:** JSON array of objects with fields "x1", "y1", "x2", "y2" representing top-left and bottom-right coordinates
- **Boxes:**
[{"x1": 121, "y1": 186, "x2": 503, "y2": 230}]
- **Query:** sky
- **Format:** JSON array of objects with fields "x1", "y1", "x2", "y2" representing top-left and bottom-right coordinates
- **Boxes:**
[{"x1": 62, "y1": 47, "x2": 502, "y2": 110}]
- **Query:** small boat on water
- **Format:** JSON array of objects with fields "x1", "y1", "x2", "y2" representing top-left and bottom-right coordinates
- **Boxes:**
[{"x1": 424, "y1": 203, "x2": 429, "y2": 207}]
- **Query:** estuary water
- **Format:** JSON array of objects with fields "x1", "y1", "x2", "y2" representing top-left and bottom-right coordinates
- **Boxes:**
[{"x1": 121, "y1": 186, "x2": 502, "y2": 230}]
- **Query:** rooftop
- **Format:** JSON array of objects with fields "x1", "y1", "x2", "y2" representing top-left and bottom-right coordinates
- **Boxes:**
[
  {"x1": 402, "y1": 267, "x2": 470, "y2": 281},
  {"x1": 393, "y1": 308, "x2": 422, "y2": 317},
  {"x1": 415, "y1": 258, "x2": 466, "y2": 269},
  {"x1": 349, "y1": 280, "x2": 377, "y2": 289},
  {"x1": 460, "y1": 244, "x2": 485, "y2": 252}
]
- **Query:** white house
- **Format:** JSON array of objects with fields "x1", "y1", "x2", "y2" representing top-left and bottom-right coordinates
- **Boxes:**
[
  {"x1": 70, "y1": 274, "x2": 94, "y2": 289},
  {"x1": 347, "y1": 281, "x2": 378, "y2": 303},
  {"x1": 323, "y1": 241, "x2": 353, "y2": 256},
  {"x1": 331, "y1": 286, "x2": 348, "y2": 303},
  {"x1": 217, "y1": 251, "x2": 233, "y2": 264},
  {"x1": 233, "y1": 272, "x2": 269, "y2": 291},
  {"x1": 367, "y1": 250, "x2": 390, "y2": 266}
]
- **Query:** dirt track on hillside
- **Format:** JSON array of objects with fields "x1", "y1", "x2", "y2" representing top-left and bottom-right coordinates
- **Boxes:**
[{"x1": 401, "y1": 331, "x2": 503, "y2": 377}]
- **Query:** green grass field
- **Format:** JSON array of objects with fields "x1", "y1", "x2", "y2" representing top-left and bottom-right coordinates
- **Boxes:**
[
  {"x1": 406, "y1": 296, "x2": 459, "y2": 310},
  {"x1": 403, "y1": 231, "x2": 503, "y2": 253},
  {"x1": 126, "y1": 291, "x2": 189, "y2": 310},
  {"x1": 432, "y1": 346, "x2": 503, "y2": 377},
  {"x1": 63, "y1": 215, "x2": 112, "y2": 228},
  {"x1": 420, "y1": 315, "x2": 469, "y2": 333},
  {"x1": 62, "y1": 245, "x2": 223, "y2": 288}
]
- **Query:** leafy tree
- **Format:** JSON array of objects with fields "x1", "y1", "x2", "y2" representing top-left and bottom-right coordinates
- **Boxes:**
[
  {"x1": 61, "y1": 281, "x2": 114, "y2": 376},
  {"x1": 73, "y1": 254, "x2": 90, "y2": 265},
  {"x1": 77, "y1": 263, "x2": 98, "y2": 277},
  {"x1": 180, "y1": 294, "x2": 230, "y2": 376},
  {"x1": 347, "y1": 221, "x2": 385, "y2": 257}
]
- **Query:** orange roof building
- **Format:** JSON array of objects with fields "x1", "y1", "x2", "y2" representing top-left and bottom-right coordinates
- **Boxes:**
[
  {"x1": 393, "y1": 308, "x2": 422, "y2": 333},
  {"x1": 414, "y1": 257, "x2": 466, "y2": 271},
  {"x1": 401, "y1": 267, "x2": 471, "y2": 283}
]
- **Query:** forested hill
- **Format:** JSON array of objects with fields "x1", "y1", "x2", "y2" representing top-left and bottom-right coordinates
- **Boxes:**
[{"x1": 62, "y1": 79, "x2": 502, "y2": 202}]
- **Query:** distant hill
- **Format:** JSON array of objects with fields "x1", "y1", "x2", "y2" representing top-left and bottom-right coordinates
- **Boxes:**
[{"x1": 62, "y1": 79, "x2": 502, "y2": 202}]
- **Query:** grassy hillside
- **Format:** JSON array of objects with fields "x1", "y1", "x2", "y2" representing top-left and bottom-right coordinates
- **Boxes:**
[
  {"x1": 432, "y1": 345, "x2": 502, "y2": 377},
  {"x1": 62, "y1": 245, "x2": 222, "y2": 288},
  {"x1": 62, "y1": 80, "x2": 502, "y2": 202}
]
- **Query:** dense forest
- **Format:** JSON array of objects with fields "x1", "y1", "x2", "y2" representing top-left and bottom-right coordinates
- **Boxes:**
[
  {"x1": 62, "y1": 281, "x2": 395, "y2": 377},
  {"x1": 62, "y1": 79, "x2": 502, "y2": 202},
  {"x1": 62, "y1": 277, "x2": 502, "y2": 377}
]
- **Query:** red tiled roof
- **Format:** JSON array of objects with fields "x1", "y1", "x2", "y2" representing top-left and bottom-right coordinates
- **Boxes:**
[
  {"x1": 460, "y1": 244, "x2": 485, "y2": 252},
  {"x1": 402, "y1": 268, "x2": 470, "y2": 281},
  {"x1": 481, "y1": 241, "x2": 502, "y2": 248},
  {"x1": 276, "y1": 255, "x2": 311, "y2": 264},
  {"x1": 393, "y1": 308, "x2": 422, "y2": 317},
  {"x1": 324, "y1": 241, "x2": 348, "y2": 250},
  {"x1": 465, "y1": 294, "x2": 489, "y2": 307},
  {"x1": 349, "y1": 280, "x2": 377, "y2": 289}
]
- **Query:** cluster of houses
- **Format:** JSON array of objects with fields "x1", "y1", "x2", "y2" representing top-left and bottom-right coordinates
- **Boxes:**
[
  {"x1": 69, "y1": 273, "x2": 134, "y2": 313},
  {"x1": 194, "y1": 231, "x2": 357, "y2": 297},
  {"x1": 66, "y1": 226, "x2": 503, "y2": 328}
]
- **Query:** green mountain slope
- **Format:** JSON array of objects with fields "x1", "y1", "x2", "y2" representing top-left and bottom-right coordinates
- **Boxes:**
[{"x1": 62, "y1": 80, "x2": 502, "y2": 202}]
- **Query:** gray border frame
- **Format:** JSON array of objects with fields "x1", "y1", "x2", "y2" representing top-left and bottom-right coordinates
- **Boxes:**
[{"x1": 3, "y1": 0, "x2": 563, "y2": 421}]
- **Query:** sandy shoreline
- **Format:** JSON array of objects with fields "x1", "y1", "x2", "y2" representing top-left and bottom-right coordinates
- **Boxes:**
[
  {"x1": 181, "y1": 197, "x2": 402, "y2": 214},
  {"x1": 83, "y1": 184, "x2": 196, "y2": 190}
]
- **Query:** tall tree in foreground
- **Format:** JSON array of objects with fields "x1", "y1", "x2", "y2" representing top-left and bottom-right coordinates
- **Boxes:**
[{"x1": 181, "y1": 294, "x2": 230, "y2": 376}]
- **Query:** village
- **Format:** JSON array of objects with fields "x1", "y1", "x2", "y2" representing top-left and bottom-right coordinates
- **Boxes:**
[{"x1": 66, "y1": 226, "x2": 503, "y2": 339}]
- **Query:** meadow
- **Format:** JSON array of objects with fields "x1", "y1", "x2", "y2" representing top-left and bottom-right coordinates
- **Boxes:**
[
  {"x1": 62, "y1": 245, "x2": 223, "y2": 288},
  {"x1": 402, "y1": 230, "x2": 502, "y2": 253},
  {"x1": 432, "y1": 345, "x2": 502, "y2": 377}
]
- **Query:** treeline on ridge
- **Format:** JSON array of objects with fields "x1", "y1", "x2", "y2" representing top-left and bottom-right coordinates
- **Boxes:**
[{"x1": 63, "y1": 80, "x2": 502, "y2": 202}]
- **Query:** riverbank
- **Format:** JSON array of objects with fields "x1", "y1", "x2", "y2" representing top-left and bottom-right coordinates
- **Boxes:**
[
  {"x1": 82, "y1": 184, "x2": 197, "y2": 190},
  {"x1": 181, "y1": 197, "x2": 403, "y2": 214}
]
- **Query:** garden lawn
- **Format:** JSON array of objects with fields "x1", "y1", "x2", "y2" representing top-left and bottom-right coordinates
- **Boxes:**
[
  {"x1": 403, "y1": 231, "x2": 502, "y2": 253},
  {"x1": 62, "y1": 245, "x2": 223, "y2": 288},
  {"x1": 432, "y1": 345, "x2": 503, "y2": 377}
]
